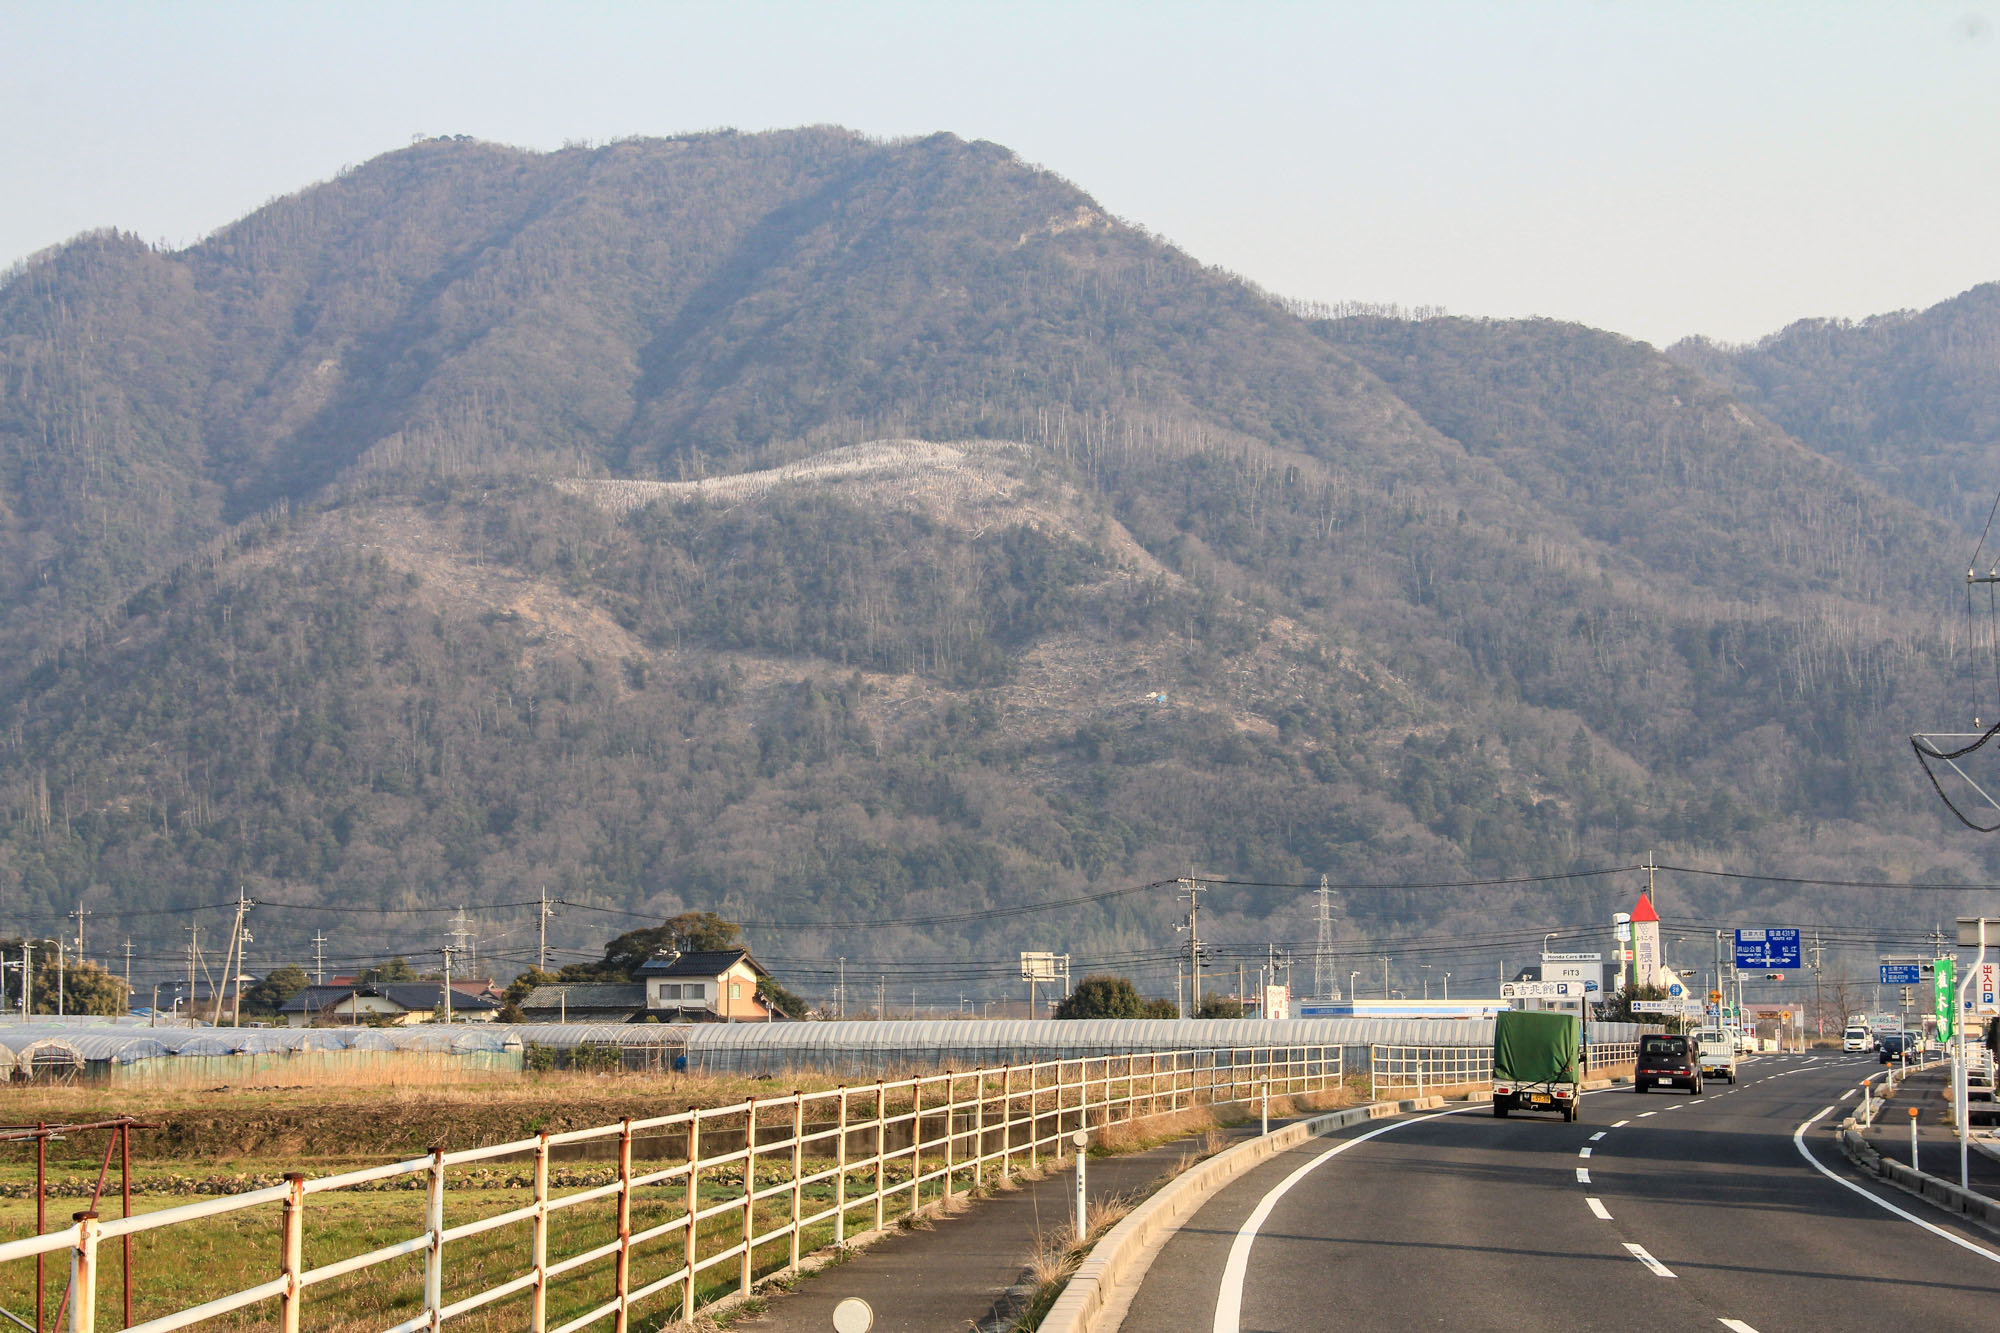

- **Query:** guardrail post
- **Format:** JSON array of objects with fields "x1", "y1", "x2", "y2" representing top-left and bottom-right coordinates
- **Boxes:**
[
  {"x1": 682, "y1": 1107, "x2": 701, "y2": 1323},
  {"x1": 280, "y1": 1173, "x2": 305, "y2": 1333},
  {"x1": 424, "y1": 1148, "x2": 444, "y2": 1331},
  {"x1": 789, "y1": 1093, "x2": 804, "y2": 1272},
  {"x1": 873, "y1": 1084, "x2": 888, "y2": 1233},
  {"x1": 998, "y1": 1066, "x2": 1012, "y2": 1179},
  {"x1": 68, "y1": 1212, "x2": 98, "y2": 1333},
  {"x1": 834, "y1": 1088, "x2": 848, "y2": 1247},
  {"x1": 532, "y1": 1132, "x2": 550, "y2": 1333},
  {"x1": 738, "y1": 1101, "x2": 755, "y2": 1296},
  {"x1": 616, "y1": 1117, "x2": 634, "y2": 1330},
  {"x1": 910, "y1": 1079, "x2": 925, "y2": 1214},
  {"x1": 972, "y1": 1072, "x2": 986, "y2": 1188},
  {"x1": 1029, "y1": 1065, "x2": 1041, "y2": 1171},
  {"x1": 943, "y1": 1073, "x2": 956, "y2": 1201}
]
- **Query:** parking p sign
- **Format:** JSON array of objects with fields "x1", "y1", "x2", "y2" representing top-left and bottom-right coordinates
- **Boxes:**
[{"x1": 1978, "y1": 961, "x2": 2000, "y2": 1017}]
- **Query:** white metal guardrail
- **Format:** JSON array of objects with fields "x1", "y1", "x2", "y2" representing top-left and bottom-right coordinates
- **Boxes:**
[
  {"x1": 1367, "y1": 1041, "x2": 1643, "y2": 1099},
  {"x1": 0, "y1": 1045, "x2": 1345, "y2": 1332}
]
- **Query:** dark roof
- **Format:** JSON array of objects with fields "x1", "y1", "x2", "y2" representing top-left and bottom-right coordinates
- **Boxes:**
[
  {"x1": 280, "y1": 983, "x2": 498, "y2": 1013},
  {"x1": 519, "y1": 984, "x2": 647, "y2": 1011},
  {"x1": 634, "y1": 949, "x2": 767, "y2": 979}
]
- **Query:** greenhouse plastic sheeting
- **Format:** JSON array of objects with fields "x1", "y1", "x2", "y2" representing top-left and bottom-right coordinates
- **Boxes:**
[
  {"x1": 508, "y1": 1024, "x2": 690, "y2": 1050},
  {"x1": 671, "y1": 1017, "x2": 1642, "y2": 1075}
]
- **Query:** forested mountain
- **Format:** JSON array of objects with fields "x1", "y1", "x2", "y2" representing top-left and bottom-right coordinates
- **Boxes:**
[
  {"x1": 0, "y1": 128, "x2": 1991, "y2": 996},
  {"x1": 1668, "y1": 284, "x2": 2000, "y2": 534}
]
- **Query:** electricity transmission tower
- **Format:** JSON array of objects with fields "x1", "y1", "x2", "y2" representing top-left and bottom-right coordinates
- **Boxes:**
[{"x1": 1312, "y1": 874, "x2": 1339, "y2": 1001}]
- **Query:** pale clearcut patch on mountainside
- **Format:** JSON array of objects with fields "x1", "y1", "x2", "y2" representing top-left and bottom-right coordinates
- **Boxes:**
[{"x1": 555, "y1": 438, "x2": 1173, "y2": 578}]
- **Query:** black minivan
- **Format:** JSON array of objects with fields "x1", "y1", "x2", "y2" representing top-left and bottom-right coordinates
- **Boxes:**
[{"x1": 1634, "y1": 1034, "x2": 1701, "y2": 1094}]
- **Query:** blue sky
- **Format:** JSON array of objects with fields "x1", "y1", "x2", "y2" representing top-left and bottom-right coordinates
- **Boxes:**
[{"x1": 5, "y1": 0, "x2": 1997, "y2": 346}]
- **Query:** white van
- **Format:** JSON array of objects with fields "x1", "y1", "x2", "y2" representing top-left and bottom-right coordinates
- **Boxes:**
[{"x1": 1842, "y1": 1025, "x2": 1869, "y2": 1052}]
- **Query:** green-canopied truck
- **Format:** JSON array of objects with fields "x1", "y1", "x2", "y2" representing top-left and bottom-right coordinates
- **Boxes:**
[{"x1": 1491, "y1": 1009, "x2": 1583, "y2": 1121}]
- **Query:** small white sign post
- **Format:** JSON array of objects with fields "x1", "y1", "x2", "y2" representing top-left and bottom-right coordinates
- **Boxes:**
[{"x1": 1072, "y1": 1129, "x2": 1089, "y2": 1240}]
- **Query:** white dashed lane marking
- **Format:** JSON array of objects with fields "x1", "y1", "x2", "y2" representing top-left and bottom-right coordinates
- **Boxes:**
[
  {"x1": 1586, "y1": 1197, "x2": 1613, "y2": 1220},
  {"x1": 1839, "y1": 1088, "x2": 1857, "y2": 1101},
  {"x1": 1719, "y1": 1321, "x2": 1760, "y2": 1332},
  {"x1": 1576, "y1": 1167, "x2": 1591, "y2": 1184},
  {"x1": 1612, "y1": 1120, "x2": 1629, "y2": 1127},
  {"x1": 1579, "y1": 1146, "x2": 1592, "y2": 1158},
  {"x1": 1589, "y1": 1131, "x2": 1606, "y2": 1141},
  {"x1": 1625, "y1": 1243, "x2": 1675, "y2": 1277},
  {"x1": 1637, "y1": 1111, "x2": 1657, "y2": 1118}
]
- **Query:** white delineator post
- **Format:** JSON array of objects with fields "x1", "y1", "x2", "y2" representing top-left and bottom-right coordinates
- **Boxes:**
[
  {"x1": 1072, "y1": 1129, "x2": 1088, "y2": 1241},
  {"x1": 1910, "y1": 1106, "x2": 1920, "y2": 1171}
]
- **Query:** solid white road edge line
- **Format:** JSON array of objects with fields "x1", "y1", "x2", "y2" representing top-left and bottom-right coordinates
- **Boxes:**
[
  {"x1": 1791, "y1": 1107, "x2": 2000, "y2": 1264},
  {"x1": 1587, "y1": 1197, "x2": 1612, "y2": 1220},
  {"x1": 1624, "y1": 1242, "x2": 1675, "y2": 1277},
  {"x1": 1209, "y1": 1103, "x2": 1472, "y2": 1333}
]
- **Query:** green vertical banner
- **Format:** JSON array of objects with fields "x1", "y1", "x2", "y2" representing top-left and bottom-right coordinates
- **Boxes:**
[{"x1": 1934, "y1": 957, "x2": 1956, "y2": 1043}]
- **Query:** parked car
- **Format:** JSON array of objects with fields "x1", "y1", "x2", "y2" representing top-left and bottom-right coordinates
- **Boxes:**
[{"x1": 1635, "y1": 1034, "x2": 1701, "y2": 1094}]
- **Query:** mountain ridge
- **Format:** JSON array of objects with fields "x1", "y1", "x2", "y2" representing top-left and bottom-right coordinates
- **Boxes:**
[{"x1": 0, "y1": 129, "x2": 1993, "y2": 995}]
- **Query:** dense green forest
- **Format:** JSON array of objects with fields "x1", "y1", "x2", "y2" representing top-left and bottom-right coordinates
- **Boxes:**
[{"x1": 0, "y1": 128, "x2": 1994, "y2": 1001}]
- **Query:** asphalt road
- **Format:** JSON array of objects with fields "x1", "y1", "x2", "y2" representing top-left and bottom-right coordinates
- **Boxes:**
[{"x1": 1121, "y1": 1053, "x2": 2000, "y2": 1332}]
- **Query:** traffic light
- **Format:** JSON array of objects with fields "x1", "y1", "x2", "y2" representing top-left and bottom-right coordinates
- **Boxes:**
[{"x1": 1764, "y1": 973, "x2": 1782, "y2": 981}]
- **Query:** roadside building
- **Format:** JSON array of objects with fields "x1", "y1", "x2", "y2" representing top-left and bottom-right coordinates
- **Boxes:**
[{"x1": 280, "y1": 983, "x2": 499, "y2": 1026}]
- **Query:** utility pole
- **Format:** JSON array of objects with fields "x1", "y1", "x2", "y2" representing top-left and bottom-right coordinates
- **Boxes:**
[
  {"x1": 837, "y1": 957, "x2": 845, "y2": 1020},
  {"x1": 1382, "y1": 956, "x2": 1391, "y2": 999},
  {"x1": 538, "y1": 889, "x2": 555, "y2": 972},
  {"x1": 876, "y1": 974, "x2": 886, "y2": 1020},
  {"x1": 69, "y1": 905, "x2": 89, "y2": 966},
  {"x1": 20, "y1": 940, "x2": 32, "y2": 1018},
  {"x1": 312, "y1": 933, "x2": 327, "y2": 986},
  {"x1": 1179, "y1": 879, "x2": 1206, "y2": 1018},
  {"x1": 213, "y1": 887, "x2": 253, "y2": 1027},
  {"x1": 56, "y1": 941, "x2": 65, "y2": 1018},
  {"x1": 186, "y1": 925, "x2": 199, "y2": 1017},
  {"x1": 1809, "y1": 933, "x2": 1826, "y2": 1039},
  {"x1": 122, "y1": 939, "x2": 133, "y2": 1014},
  {"x1": 441, "y1": 947, "x2": 455, "y2": 1024}
]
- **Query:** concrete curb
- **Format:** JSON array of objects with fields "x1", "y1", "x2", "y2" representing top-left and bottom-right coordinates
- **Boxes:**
[
  {"x1": 1837, "y1": 1126, "x2": 2000, "y2": 1235},
  {"x1": 1038, "y1": 1095, "x2": 1447, "y2": 1333}
]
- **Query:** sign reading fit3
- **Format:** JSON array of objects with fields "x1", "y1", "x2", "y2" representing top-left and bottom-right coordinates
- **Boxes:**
[{"x1": 1734, "y1": 928, "x2": 1800, "y2": 970}]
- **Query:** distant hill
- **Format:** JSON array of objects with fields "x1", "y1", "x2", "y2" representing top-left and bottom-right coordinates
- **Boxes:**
[
  {"x1": 0, "y1": 130, "x2": 1991, "y2": 998},
  {"x1": 1668, "y1": 284, "x2": 2000, "y2": 534}
]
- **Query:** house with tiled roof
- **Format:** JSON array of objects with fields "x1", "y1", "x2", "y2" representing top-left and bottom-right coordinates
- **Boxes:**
[{"x1": 635, "y1": 949, "x2": 774, "y2": 1021}]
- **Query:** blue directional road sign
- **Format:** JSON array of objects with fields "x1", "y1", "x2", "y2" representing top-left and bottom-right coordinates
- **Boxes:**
[
  {"x1": 1734, "y1": 928, "x2": 1801, "y2": 969},
  {"x1": 1880, "y1": 963, "x2": 1922, "y2": 986}
]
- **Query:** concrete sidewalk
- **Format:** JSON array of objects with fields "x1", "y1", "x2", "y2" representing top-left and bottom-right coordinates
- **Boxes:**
[{"x1": 732, "y1": 1126, "x2": 1250, "y2": 1333}]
